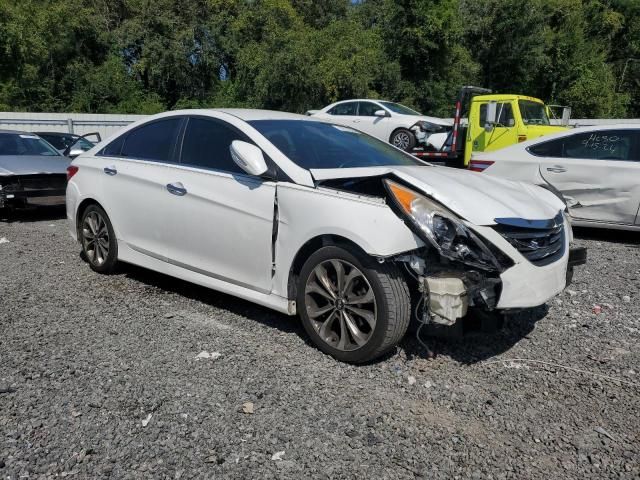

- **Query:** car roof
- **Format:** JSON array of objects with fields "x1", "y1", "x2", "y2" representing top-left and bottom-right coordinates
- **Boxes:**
[
  {"x1": 330, "y1": 99, "x2": 388, "y2": 104},
  {"x1": 216, "y1": 108, "x2": 309, "y2": 121},
  {"x1": 35, "y1": 131, "x2": 78, "y2": 136}
]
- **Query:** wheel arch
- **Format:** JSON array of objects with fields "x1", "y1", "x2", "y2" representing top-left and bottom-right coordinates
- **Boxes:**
[
  {"x1": 287, "y1": 234, "x2": 370, "y2": 299},
  {"x1": 75, "y1": 198, "x2": 103, "y2": 238},
  {"x1": 388, "y1": 126, "x2": 413, "y2": 144}
]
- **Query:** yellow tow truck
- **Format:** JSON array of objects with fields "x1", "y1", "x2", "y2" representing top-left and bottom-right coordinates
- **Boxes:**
[{"x1": 413, "y1": 86, "x2": 571, "y2": 169}]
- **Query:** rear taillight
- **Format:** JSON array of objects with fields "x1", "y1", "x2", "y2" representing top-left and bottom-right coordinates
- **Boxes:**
[
  {"x1": 66, "y1": 165, "x2": 79, "y2": 181},
  {"x1": 469, "y1": 160, "x2": 495, "y2": 172}
]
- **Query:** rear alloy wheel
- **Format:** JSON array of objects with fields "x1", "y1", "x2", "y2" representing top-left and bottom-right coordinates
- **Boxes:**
[
  {"x1": 390, "y1": 128, "x2": 416, "y2": 151},
  {"x1": 297, "y1": 246, "x2": 410, "y2": 363},
  {"x1": 80, "y1": 204, "x2": 118, "y2": 273}
]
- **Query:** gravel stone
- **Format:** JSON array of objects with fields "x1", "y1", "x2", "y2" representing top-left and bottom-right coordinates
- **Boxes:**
[{"x1": 1, "y1": 208, "x2": 639, "y2": 479}]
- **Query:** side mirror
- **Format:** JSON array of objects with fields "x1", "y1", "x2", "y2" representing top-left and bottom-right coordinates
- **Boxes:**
[
  {"x1": 67, "y1": 148, "x2": 83, "y2": 159},
  {"x1": 230, "y1": 140, "x2": 268, "y2": 177},
  {"x1": 561, "y1": 107, "x2": 572, "y2": 126},
  {"x1": 374, "y1": 109, "x2": 389, "y2": 117},
  {"x1": 485, "y1": 101, "x2": 498, "y2": 130}
]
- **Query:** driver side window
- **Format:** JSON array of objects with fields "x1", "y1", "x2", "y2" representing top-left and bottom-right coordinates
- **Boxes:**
[{"x1": 358, "y1": 102, "x2": 382, "y2": 116}]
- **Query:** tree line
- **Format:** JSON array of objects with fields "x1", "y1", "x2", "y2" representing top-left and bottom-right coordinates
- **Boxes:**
[{"x1": 0, "y1": 0, "x2": 638, "y2": 118}]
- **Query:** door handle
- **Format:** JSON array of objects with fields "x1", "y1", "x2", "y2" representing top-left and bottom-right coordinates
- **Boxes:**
[
  {"x1": 546, "y1": 166, "x2": 567, "y2": 173},
  {"x1": 103, "y1": 166, "x2": 117, "y2": 176},
  {"x1": 352, "y1": 120, "x2": 361, "y2": 123},
  {"x1": 166, "y1": 182, "x2": 187, "y2": 196}
]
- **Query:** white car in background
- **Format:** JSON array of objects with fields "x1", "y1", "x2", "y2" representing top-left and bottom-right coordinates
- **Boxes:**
[
  {"x1": 66, "y1": 109, "x2": 584, "y2": 363},
  {"x1": 308, "y1": 99, "x2": 451, "y2": 152},
  {"x1": 471, "y1": 124, "x2": 640, "y2": 231}
]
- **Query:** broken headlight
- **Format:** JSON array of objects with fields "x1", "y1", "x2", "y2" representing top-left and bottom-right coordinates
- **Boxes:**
[{"x1": 384, "y1": 179, "x2": 504, "y2": 271}]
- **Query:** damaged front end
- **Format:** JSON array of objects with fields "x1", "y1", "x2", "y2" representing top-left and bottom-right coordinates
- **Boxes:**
[
  {"x1": 317, "y1": 175, "x2": 513, "y2": 331},
  {"x1": 383, "y1": 178, "x2": 512, "y2": 327},
  {"x1": 0, "y1": 174, "x2": 67, "y2": 209}
]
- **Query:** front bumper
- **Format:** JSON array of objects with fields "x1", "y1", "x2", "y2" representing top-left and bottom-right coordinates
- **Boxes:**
[
  {"x1": 470, "y1": 218, "x2": 580, "y2": 309},
  {"x1": 0, "y1": 174, "x2": 67, "y2": 208}
]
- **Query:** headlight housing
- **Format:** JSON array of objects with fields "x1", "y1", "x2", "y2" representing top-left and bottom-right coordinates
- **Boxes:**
[
  {"x1": 414, "y1": 121, "x2": 445, "y2": 133},
  {"x1": 384, "y1": 179, "x2": 507, "y2": 271}
]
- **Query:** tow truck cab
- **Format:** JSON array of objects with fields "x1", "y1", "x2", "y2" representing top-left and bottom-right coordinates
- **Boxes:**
[
  {"x1": 465, "y1": 94, "x2": 568, "y2": 166},
  {"x1": 413, "y1": 87, "x2": 571, "y2": 169}
]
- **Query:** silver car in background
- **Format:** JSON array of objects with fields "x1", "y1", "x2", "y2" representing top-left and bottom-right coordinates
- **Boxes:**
[{"x1": 0, "y1": 130, "x2": 70, "y2": 211}]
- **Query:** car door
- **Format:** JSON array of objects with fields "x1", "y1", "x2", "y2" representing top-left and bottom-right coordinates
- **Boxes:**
[
  {"x1": 162, "y1": 116, "x2": 276, "y2": 293},
  {"x1": 469, "y1": 102, "x2": 519, "y2": 155},
  {"x1": 535, "y1": 129, "x2": 640, "y2": 225},
  {"x1": 325, "y1": 101, "x2": 359, "y2": 129},
  {"x1": 96, "y1": 117, "x2": 183, "y2": 259},
  {"x1": 354, "y1": 101, "x2": 391, "y2": 141}
]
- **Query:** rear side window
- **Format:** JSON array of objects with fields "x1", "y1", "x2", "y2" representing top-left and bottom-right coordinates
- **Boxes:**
[
  {"x1": 98, "y1": 135, "x2": 125, "y2": 157},
  {"x1": 328, "y1": 102, "x2": 358, "y2": 116},
  {"x1": 179, "y1": 117, "x2": 248, "y2": 174},
  {"x1": 121, "y1": 118, "x2": 182, "y2": 162},
  {"x1": 528, "y1": 138, "x2": 563, "y2": 157},
  {"x1": 529, "y1": 130, "x2": 638, "y2": 161}
]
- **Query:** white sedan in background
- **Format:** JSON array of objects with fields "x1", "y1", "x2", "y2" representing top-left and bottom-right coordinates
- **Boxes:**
[
  {"x1": 66, "y1": 109, "x2": 584, "y2": 363},
  {"x1": 308, "y1": 99, "x2": 451, "y2": 152},
  {"x1": 471, "y1": 124, "x2": 640, "y2": 231}
]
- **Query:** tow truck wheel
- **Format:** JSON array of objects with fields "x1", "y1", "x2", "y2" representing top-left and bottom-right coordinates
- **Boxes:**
[{"x1": 390, "y1": 128, "x2": 416, "y2": 151}]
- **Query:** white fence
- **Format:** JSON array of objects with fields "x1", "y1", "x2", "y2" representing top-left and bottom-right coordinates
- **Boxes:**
[
  {"x1": 1, "y1": 112, "x2": 639, "y2": 141},
  {"x1": 0, "y1": 112, "x2": 147, "y2": 139}
]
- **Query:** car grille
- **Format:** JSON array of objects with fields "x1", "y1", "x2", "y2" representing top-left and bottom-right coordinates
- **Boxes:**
[
  {"x1": 1, "y1": 174, "x2": 66, "y2": 192},
  {"x1": 493, "y1": 213, "x2": 565, "y2": 267}
]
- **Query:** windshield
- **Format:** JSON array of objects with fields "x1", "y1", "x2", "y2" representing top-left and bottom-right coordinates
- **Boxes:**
[
  {"x1": 518, "y1": 100, "x2": 550, "y2": 126},
  {"x1": 378, "y1": 101, "x2": 421, "y2": 116},
  {"x1": 39, "y1": 134, "x2": 94, "y2": 151},
  {"x1": 0, "y1": 133, "x2": 61, "y2": 156},
  {"x1": 249, "y1": 120, "x2": 427, "y2": 169}
]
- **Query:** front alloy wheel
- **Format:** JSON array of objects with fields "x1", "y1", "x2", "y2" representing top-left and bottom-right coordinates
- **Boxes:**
[
  {"x1": 391, "y1": 128, "x2": 416, "y2": 151},
  {"x1": 304, "y1": 259, "x2": 377, "y2": 351},
  {"x1": 297, "y1": 246, "x2": 411, "y2": 363}
]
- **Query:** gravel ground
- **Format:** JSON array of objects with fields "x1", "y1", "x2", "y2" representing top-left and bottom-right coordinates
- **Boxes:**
[{"x1": 1, "y1": 207, "x2": 639, "y2": 479}]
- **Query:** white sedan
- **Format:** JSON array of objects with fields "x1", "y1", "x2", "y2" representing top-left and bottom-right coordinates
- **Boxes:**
[
  {"x1": 309, "y1": 99, "x2": 451, "y2": 151},
  {"x1": 66, "y1": 109, "x2": 584, "y2": 363},
  {"x1": 471, "y1": 124, "x2": 640, "y2": 231}
]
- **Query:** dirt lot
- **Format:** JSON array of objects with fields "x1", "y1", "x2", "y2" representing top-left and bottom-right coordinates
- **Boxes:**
[{"x1": 1, "y1": 207, "x2": 639, "y2": 479}]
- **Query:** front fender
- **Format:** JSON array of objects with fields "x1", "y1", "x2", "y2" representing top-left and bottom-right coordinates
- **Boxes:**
[{"x1": 271, "y1": 183, "x2": 423, "y2": 298}]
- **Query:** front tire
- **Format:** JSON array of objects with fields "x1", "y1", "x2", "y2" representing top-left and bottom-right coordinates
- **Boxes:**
[
  {"x1": 297, "y1": 245, "x2": 410, "y2": 363},
  {"x1": 390, "y1": 128, "x2": 416, "y2": 151},
  {"x1": 80, "y1": 204, "x2": 118, "y2": 274}
]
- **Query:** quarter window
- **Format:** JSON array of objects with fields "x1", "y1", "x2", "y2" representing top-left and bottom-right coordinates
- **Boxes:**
[
  {"x1": 180, "y1": 117, "x2": 248, "y2": 174},
  {"x1": 328, "y1": 102, "x2": 358, "y2": 116},
  {"x1": 98, "y1": 135, "x2": 125, "y2": 157},
  {"x1": 121, "y1": 118, "x2": 182, "y2": 162}
]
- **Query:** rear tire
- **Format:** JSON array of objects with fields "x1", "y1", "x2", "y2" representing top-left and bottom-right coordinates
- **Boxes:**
[
  {"x1": 297, "y1": 245, "x2": 410, "y2": 363},
  {"x1": 390, "y1": 128, "x2": 416, "y2": 151},
  {"x1": 79, "y1": 204, "x2": 118, "y2": 274}
]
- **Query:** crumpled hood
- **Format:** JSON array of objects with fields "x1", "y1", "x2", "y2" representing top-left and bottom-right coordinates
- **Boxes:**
[
  {"x1": 403, "y1": 115, "x2": 452, "y2": 127},
  {"x1": 311, "y1": 165, "x2": 564, "y2": 226},
  {"x1": 0, "y1": 155, "x2": 70, "y2": 176}
]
